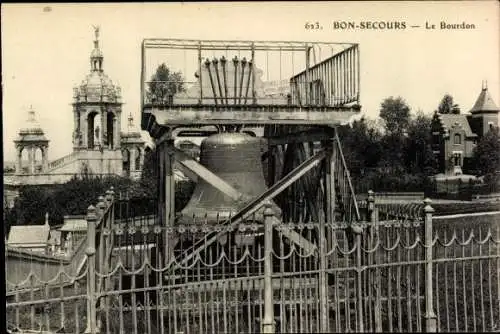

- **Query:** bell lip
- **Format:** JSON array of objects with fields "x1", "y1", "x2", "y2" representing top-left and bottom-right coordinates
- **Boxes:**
[{"x1": 177, "y1": 203, "x2": 281, "y2": 225}]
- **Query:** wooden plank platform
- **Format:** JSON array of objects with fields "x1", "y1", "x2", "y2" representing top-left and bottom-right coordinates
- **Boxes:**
[{"x1": 143, "y1": 104, "x2": 359, "y2": 130}]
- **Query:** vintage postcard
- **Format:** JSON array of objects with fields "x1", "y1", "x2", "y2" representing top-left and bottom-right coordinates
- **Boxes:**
[{"x1": 3, "y1": 2, "x2": 500, "y2": 333}]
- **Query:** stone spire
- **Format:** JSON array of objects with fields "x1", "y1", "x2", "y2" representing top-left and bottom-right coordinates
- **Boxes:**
[
  {"x1": 470, "y1": 82, "x2": 499, "y2": 114},
  {"x1": 90, "y1": 25, "x2": 103, "y2": 72}
]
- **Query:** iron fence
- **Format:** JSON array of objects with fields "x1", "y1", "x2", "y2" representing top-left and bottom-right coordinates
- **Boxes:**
[{"x1": 5, "y1": 190, "x2": 500, "y2": 333}]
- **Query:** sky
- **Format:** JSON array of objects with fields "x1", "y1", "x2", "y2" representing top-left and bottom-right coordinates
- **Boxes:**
[{"x1": 2, "y1": 1, "x2": 499, "y2": 162}]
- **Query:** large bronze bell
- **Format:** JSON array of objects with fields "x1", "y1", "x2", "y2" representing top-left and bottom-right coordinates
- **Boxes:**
[{"x1": 179, "y1": 132, "x2": 279, "y2": 224}]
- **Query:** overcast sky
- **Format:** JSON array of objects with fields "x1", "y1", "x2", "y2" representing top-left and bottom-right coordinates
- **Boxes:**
[{"x1": 2, "y1": 2, "x2": 499, "y2": 162}]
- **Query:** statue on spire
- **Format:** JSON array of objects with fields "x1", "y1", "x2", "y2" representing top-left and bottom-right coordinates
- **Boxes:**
[{"x1": 93, "y1": 25, "x2": 100, "y2": 41}]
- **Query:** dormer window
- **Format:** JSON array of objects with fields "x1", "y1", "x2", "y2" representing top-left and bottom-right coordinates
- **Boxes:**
[{"x1": 454, "y1": 134, "x2": 461, "y2": 145}]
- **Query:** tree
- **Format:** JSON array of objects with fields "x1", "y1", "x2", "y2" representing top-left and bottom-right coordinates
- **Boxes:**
[
  {"x1": 404, "y1": 111, "x2": 436, "y2": 175},
  {"x1": 473, "y1": 129, "x2": 500, "y2": 175},
  {"x1": 146, "y1": 63, "x2": 186, "y2": 103},
  {"x1": 379, "y1": 97, "x2": 411, "y2": 136},
  {"x1": 139, "y1": 149, "x2": 158, "y2": 199},
  {"x1": 4, "y1": 175, "x2": 144, "y2": 228},
  {"x1": 437, "y1": 94, "x2": 460, "y2": 114},
  {"x1": 337, "y1": 117, "x2": 383, "y2": 176}
]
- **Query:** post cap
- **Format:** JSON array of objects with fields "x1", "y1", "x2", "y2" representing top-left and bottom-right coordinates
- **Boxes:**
[
  {"x1": 85, "y1": 247, "x2": 96, "y2": 256},
  {"x1": 263, "y1": 205, "x2": 275, "y2": 217},
  {"x1": 351, "y1": 223, "x2": 363, "y2": 234},
  {"x1": 86, "y1": 205, "x2": 97, "y2": 221},
  {"x1": 96, "y1": 197, "x2": 106, "y2": 212},
  {"x1": 424, "y1": 198, "x2": 434, "y2": 213},
  {"x1": 368, "y1": 190, "x2": 375, "y2": 202}
]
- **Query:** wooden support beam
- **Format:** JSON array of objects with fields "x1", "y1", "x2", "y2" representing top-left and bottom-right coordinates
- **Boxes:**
[
  {"x1": 266, "y1": 128, "x2": 334, "y2": 146},
  {"x1": 167, "y1": 146, "x2": 246, "y2": 202},
  {"x1": 146, "y1": 108, "x2": 358, "y2": 127},
  {"x1": 275, "y1": 216, "x2": 317, "y2": 255},
  {"x1": 164, "y1": 140, "x2": 176, "y2": 267},
  {"x1": 173, "y1": 161, "x2": 198, "y2": 182}
]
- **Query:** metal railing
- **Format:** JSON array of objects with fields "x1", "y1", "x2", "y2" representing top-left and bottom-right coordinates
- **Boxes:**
[
  {"x1": 290, "y1": 44, "x2": 360, "y2": 107},
  {"x1": 5, "y1": 194, "x2": 500, "y2": 333},
  {"x1": 47, "y1": 151, "x2": 80, "y2": 171},
  {"x1": 141, "y1": 39, "x2": 360, "y2": 111}
]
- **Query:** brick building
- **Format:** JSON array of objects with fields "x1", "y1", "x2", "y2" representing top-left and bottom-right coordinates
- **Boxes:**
[{"x1": 431, "y1": 84, "x2": 499, "y2": 175}]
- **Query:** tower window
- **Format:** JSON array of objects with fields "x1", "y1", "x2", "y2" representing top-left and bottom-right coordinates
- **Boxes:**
[{"x1": 454, "y1": 134, "x2": 461, "y2": 145}]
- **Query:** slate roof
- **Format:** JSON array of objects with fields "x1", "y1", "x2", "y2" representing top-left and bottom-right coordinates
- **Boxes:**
[
  {"x1": 60, "y1": 217, "x2": 87, "y2": 232},
  {"x1": 7, "y1": 223, "x2": 50, "y2": 246},
  {"x1": 470, "y1": 87, "x2": 500, "y2": 114},
  {"x1": 436, "y1": 113, "x2": 477, "y2": 137}
]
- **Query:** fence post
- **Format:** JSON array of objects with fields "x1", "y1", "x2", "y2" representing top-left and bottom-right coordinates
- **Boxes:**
[
  {"x1": 368, "y1": 191, "x2": 383, "y2": 332},
  {"x1": 352, "y1": 222, "x2": 364, "y2": 333},
  {"x1": 262, "y1": 206, "x2": 275, "y2": 334},
  {"x1": 85, "y1": 205, "x2": 98, "y2": 334},
  {"x1": 423, "y1": 198, "x2": 437, "y2": 332},
  {"x1": 96, "y1": 196, "x2": 106, "y2": 268}
]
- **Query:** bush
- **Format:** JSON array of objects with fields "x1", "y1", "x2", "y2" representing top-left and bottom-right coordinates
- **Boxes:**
[
  {"x1": 353, "y1": 171, "x2": 432, "y2": 194},
  {"x1": 5, "y1": 175, "x2": 149, "y2": 231}
]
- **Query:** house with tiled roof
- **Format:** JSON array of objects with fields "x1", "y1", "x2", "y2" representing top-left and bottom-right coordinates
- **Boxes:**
[
  {"x1": 7, "y1": 214, "x2": 51, "y2": 253},
  {"x1": 431, "y1": 84, "x2": 499, "y2": 175}
]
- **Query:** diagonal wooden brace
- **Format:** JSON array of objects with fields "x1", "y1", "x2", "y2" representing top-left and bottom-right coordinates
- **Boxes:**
[
  {"x1": 167, "y1": 149, "x2": 326, "y2": 271},
  {"x1": 167, "y1": 146, "x2": 249, "y2": 202}
]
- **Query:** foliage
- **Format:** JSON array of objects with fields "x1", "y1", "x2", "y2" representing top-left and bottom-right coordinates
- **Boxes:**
[
  {"x1": 4, "y1": 175, "x2": 143, "y2": 233},
  {"x1": 437, "y1": 94, "x2": 461, "y2": 114},
  {"x1": 473, "y1": 129, "x2": 500, "y2": 175},
  {"x1": 340, "y1": 98, "x2": 443, "y2": 194},
  {"x1": 404, "y1": 111, "x2": 437, "y2": 174},
  {"x1": 146, "y1": 63, "x2": 186, "y2": 103},
  {"x1": 379, "y1": 96, "x2": 411, "y2": 136},
  {"x1": 138, "y1": 148, "x2": 158, "y2": 199},
  {"x1": 138, "y1": 148, "x2": 195, "y2": 210},
  {"x1": 337, "y1": 117, "x2": 383, "y2": 177}
]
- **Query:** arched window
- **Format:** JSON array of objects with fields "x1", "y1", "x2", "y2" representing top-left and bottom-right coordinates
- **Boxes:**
[
  {"x1": 122, "y1": 149, "x2": 130, "y2": 177},
  {"x1": 453, "y1": 134, "x2": 461, "y2": 145},
  {"x1": 87, "y1": 111, "x2": 100, "y2": 149},
  {"x1": 135, "y1": 148, "x2": 141, "y2": 171},
  {"x1": 106, "y1": 112, "x2": 115, "y2": 148}
]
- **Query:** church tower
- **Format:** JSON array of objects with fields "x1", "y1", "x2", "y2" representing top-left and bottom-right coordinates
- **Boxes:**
[
  {"x1": 14, "y1": 106, "x2": 49, "y2": 175},
  {"x1": 468, "y1": 81, "x2": 500, "y2": 137},
  {"x1": 72, "y1": 27, "x2": 123, "y2": 151}
]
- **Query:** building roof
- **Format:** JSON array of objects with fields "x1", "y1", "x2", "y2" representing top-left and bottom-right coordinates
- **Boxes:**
[
  {"x1": 15, "y1": 107, "x2": 49, "y2": 143},
  {"x1": 7, "y1": 223, "x2": 50, "y2": 246},
  {"x1": 435, "y1": 113, "x2": 477, "y2": 137},
  {"x1": 469, "y1": 86, "x2": 499, "y2": 114},
  {"x1": 60, "y1": 217, "x2": 87, "y2": 232}
]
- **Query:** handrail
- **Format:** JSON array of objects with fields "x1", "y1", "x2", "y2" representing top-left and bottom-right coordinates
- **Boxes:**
[{"x1": 48, "y1": 151, "x2": 79, "y2": 171}]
